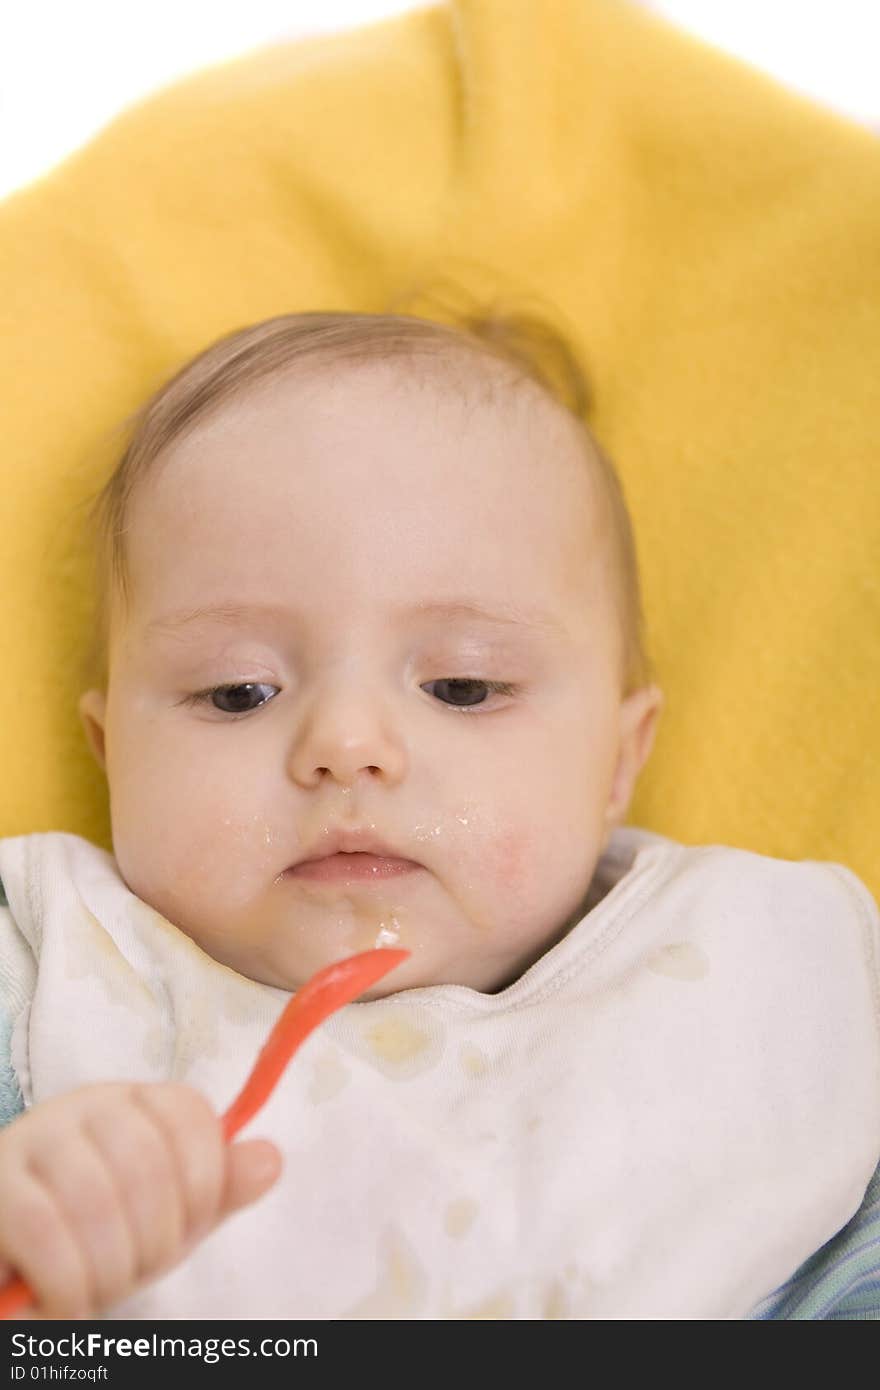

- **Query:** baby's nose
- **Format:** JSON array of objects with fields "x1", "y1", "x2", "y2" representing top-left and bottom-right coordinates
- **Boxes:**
[{"x1": 285, "y1": 689, "x2": 408, "y2": 788}]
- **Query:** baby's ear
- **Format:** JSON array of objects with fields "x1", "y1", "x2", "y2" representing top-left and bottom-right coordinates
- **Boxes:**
[
  {"x1": 626, "y1": 683, "x2": 665, "y2": 774},
  {"x1": 604, "y1": 684, "x2": 665, "y2": 831},
  {"x1": 78, "y1": 689, "x2": 108, "y2": 772}
]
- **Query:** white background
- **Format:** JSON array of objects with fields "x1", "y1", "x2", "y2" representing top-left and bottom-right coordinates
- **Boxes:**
[{"x1": 1, "y1": 1, "x2": 878, "y2": 201}]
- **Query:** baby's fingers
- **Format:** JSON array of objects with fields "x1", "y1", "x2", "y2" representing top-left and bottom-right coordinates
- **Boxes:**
[
  {"x1": 132, "y1": 1089, "x2": 281, "y2": 1236},
  {"x1": 0, "y1": 1164, "x2": 94, "y2": 1318},
  {"x1": 219, "y1": 1139, "x2": 283, "y2": 1220},
  {"x1": 0, "y1": 1084, "x2": 281, "y2": 1318},
  {"x1": 32, "y1": 1128, "x2": 147, "y2": 1313},
  {"x1": 80, "y1": 1094, "x2": 188, "y2": 1282},
  {"x1": 126, "y1": 1085, "x2": 226, "y2": 1245}
]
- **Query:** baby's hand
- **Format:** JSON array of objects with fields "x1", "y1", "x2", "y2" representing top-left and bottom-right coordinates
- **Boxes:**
[{"x1": 0, "y1": 1081, "x2": 281, "y2": 1318}]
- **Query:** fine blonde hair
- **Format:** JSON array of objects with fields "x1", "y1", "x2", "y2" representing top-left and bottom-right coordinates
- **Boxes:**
[{"x1": 79, "y1": 303, "x2": 655, "y2": 695}]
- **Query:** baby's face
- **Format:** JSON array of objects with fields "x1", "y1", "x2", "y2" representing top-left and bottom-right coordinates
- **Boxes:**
[{"x1": 79, "y1": 361, "x2": 661, "y2": 996}]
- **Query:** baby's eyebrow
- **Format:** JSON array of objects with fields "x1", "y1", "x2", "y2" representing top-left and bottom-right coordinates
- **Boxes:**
[{"x1": 144, "y1": 597, "x2": 569, "y2": 639}]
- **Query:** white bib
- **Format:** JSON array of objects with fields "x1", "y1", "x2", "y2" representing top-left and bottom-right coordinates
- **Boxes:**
[{"x1": 0, "y1": 826, "x2": 877, "y2": 1319}]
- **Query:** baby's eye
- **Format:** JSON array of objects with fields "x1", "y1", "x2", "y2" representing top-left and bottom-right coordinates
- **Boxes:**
[
  {"x1": 182, "y1": 678, "x2": 516, "y2": 719},
  {"x1": 184, "y1": 683, "x2": 279, "y2": 716},
  {"x1": 423, "y1": 678, "x2": 516, "y2": 710}
]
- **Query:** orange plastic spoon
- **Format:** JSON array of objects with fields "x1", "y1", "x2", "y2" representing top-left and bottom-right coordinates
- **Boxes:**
[{"x1": 0, "y1": 947, "x2": 409, "y2": 1318}]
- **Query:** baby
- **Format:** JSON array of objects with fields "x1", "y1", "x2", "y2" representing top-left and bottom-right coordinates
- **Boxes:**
[{"x1": 0, "y1": 308, "x2": 878, "y2": 1321}]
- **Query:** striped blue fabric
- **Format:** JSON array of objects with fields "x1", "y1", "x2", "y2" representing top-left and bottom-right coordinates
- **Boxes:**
[
  {"x1": 0, "y1": 1004, "x2": 23, "y2": 1127},
  {"x1": 745, "y1": 1160, "x2": 880, "y2": 1319},
  {"x1": 0, "y1": 877, "x2": 24, "y2": 1127}
]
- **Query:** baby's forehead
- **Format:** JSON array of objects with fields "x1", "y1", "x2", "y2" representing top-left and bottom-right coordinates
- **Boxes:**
[
  {"x1": 236, "y1": 348, "x2": 581, "y2": 437},
  {"x1": 125, "y1": 357, "x2": 608, "y2": 615},
  {"x1": 154, "y1": 353, "x2": 600, "y2": 505}
]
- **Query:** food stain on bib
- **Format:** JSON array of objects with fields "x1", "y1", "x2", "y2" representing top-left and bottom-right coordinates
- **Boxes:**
[
  {"x1": 645, "y1": 941, "x2": 709, "y2": 981},
  {"x1": 62, "y1": 907, "x2": 168, "y2": 1068},
  {"x1": 126, "y1": 900, "x2": 279, "y2": 1075},
  {"x1": 331, "y1": 1001, "x2": 443, "y2": 1079},
  {"x1": 460, "y1": 1043, "x2": 490, "y2": 1077},
  {"x1": 64, "y1": 907, "x2": 151, "y2": 999},
  {"x1": 364, "y1": 1011, "x2": 436, "y2": 1077},
  {"x1": 309, "y1": 1049, "x2": 350, "y2": 1103},
  {"x1": 220, "y1": 966, "x2": 285, "y2": 1029},
  {"x1": 542, "y1": 1279, "x2": 568, "y2": 1319},
  {"x1": 460, "y1": 1289, "x2": 515, "y2": 1320},
  {"x1": 346, "y1": 1227, "x2": 427, "y2": 1318},
  {"x1": 64, "y1": 906, "x2": 130, "y2": 967},
  {"x1": 444, "y1": 1197, "x2": 478, "y2": 1239}
]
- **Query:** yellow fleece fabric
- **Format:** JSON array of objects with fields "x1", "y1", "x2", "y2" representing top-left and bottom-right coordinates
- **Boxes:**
[{"x1": 1, "y1": 0, "x2": 877, "y2": 900}]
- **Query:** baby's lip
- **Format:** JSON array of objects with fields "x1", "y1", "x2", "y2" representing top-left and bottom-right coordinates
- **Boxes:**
[{"x1": 290, "y1": 827, "x2": 419, "y2": 867}]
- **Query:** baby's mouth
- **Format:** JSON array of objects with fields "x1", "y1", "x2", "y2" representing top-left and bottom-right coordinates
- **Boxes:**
[{"x1": 284, "y1": 851, "x2": 422, "y2": 885}]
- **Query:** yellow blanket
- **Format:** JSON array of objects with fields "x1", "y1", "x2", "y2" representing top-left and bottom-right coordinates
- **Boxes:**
[{"x1": 1, "y1": 0, "x2": 878, "y2": 900}]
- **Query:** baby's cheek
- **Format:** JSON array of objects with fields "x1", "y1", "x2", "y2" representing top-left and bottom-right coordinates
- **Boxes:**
[
  {"x1": 483, "y1": 826, "x2": 540, "y2": 906},
  {"x1": 189, "y1": 827, "x2": 273, "y2": 910},
  {"x1": 485, "y1": 818, "x2": 594, "y2": 921}
]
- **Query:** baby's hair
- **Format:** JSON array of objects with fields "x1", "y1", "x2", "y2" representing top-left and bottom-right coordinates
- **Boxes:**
[{"x1": 79, "y1": 302, "x2": 655, "y2": 696}]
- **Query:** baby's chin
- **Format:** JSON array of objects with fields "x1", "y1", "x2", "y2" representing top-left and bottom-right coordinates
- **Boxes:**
[
  {"x1": 279, "y1": 953, "x2": 460, "y2": 998},
  {"x1": 313, "y1": 947, "x2": 523, "y2": 998},
  {"x1": 177, "y1": 896, "x2": 517, "y2": 996},
  {"x1": 237, "y1": 944, "x2": 503, "y2": 998}
]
